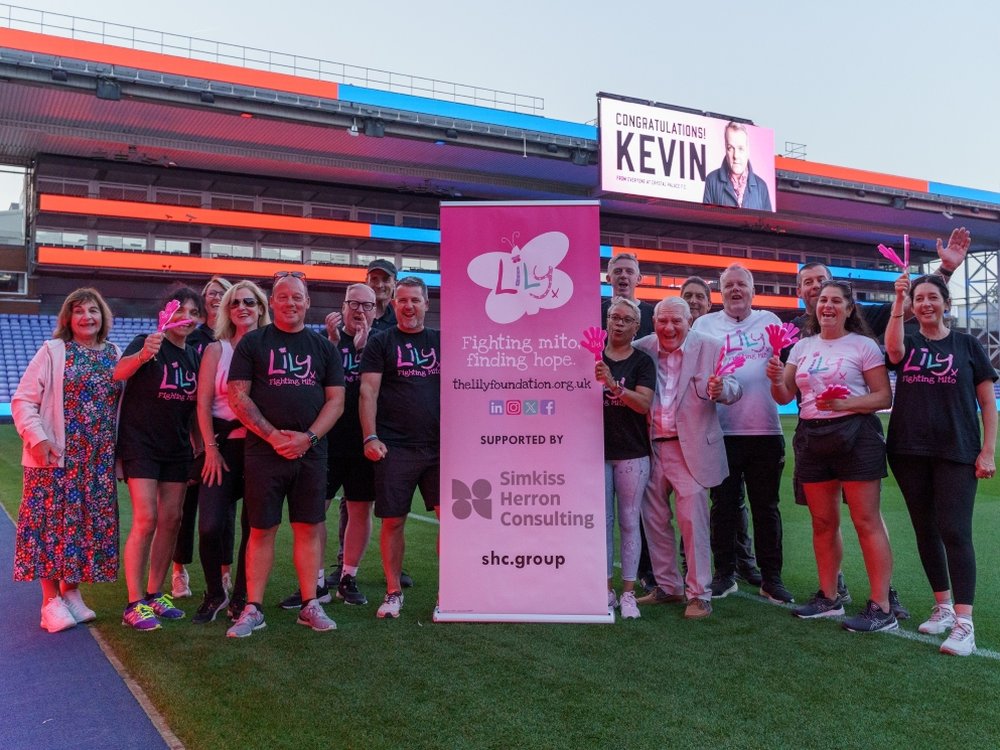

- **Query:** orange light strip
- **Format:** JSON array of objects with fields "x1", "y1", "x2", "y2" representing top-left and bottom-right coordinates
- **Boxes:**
[
  {"x1": 633, "y1": 286, "x2": 799, "y2": 309},
  {"x1": 0, "y1": 27, "x2": 340, "y2": 101},
  {"x1": 609, "y1": 246, "x2": 799, "y2": 276},
  {"x1": 39, "y1": 194, "x2": 370, "y2": 239},
  {"x1": 775, "y1": 155, "x2": 928, "y2": 193},
  {"x1": 37, "y1": 246, "x2": 367, "y2": 283}
]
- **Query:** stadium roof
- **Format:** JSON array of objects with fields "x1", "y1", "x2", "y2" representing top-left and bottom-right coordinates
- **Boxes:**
[{"x1": 0, "y1": 23, "x2": 998, "y2": 258}]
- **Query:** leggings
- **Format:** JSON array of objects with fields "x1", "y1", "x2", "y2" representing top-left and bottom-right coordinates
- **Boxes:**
[
  {"x1": 605, "y1": 457, "x2": 650, "y2": 581},
  {"x1": 198, "y1": 439, "x2": 249, "y2": 600},
  {"x1": 888, "y1": 453, "x2": 977, "y2": 605}
]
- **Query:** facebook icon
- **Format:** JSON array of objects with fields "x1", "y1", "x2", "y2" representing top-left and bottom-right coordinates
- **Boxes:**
[
  {"x1": 540, "y1": 400, "x2": 555, "y2": 416},
  {"x1": 488, "y1": 400, "x2": 504, "y2": 415}
]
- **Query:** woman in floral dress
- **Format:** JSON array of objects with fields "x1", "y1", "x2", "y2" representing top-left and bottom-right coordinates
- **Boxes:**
[{"x1": 13, "y1": 287, "x2": 122, "y2": 633}]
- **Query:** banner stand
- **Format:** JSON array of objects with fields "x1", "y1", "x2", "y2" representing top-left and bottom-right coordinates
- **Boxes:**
[{"x1": 434, "y1": 608, "x2": 615, "y2": 624}]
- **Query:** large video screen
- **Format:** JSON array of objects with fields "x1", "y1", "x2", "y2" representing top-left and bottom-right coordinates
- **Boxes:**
[{"x1": 599, "y1": 95, "x2": 776, "y2": 212}]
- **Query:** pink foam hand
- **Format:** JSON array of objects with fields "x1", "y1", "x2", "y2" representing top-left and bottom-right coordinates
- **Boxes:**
[
  {"x1": 765, "y1": 323, "x2": 799, "y2": 354},
  {"x1": 580, "y1": 326, "x2": 607, "y2": 361},
  {"x1": 157, "y1": 299, "x2": 180, "y2": 332},
  {"x1": 817, "y1": 384, "x2": 850, "y2": 402},
  {"x1": 903, "y1": 234, "x2": 910, "y2": 269},
  {"x1": 716, "y1": 354, "x2": 746, "y2": 378},
  {"x1": 877, "y1": 243, "x2": 906, "y2": 270}
]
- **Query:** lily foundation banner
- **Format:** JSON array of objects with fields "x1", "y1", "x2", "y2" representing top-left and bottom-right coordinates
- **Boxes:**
[{"x1": 435, "y1": 201, "x2": 612, "y2": 623}]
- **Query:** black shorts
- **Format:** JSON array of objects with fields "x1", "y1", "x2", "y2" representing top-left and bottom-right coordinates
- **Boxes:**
[
  {"x1": 244, "y1": 450, "x2": 328, "y2": 529},
  {"x1": 121, "y1": 456, "x2": 192, "y2": 484},
  {"x1": 373, "y1": 443, "x2": 440, "y2": 519},
  {"x1": 794, "y1": 414, "x2": 887, "y2": 484},
  {"x1": 327, "y1": 451, "x2": 375, "y2": 502}
]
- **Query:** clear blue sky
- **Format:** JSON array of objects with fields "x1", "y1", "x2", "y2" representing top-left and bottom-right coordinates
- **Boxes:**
[{"x1": 20, "y1": 1, "x2": 1000, "y2": 193}]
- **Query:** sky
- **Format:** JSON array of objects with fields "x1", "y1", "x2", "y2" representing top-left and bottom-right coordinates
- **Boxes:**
[{"x1": 8, "y1": 1, "x2": 1000, "y2": 195}]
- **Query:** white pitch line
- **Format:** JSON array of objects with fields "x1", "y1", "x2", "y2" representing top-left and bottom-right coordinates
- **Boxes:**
[{"x1": 408, "y1": 512, "x2": 440, "y2": 525}]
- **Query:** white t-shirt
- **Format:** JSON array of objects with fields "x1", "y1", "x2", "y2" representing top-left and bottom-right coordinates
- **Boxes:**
[
  {"x1": 692, "y1": 308, "x2": 781, "y2": 435},
  {"x1": 787, "y1": 332, "x2": 884, "y2": 420}
]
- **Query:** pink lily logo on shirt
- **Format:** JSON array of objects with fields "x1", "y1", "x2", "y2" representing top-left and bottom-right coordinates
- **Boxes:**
[{"x1": 466, "y1": 231, "x2": 574, "y2": 324}]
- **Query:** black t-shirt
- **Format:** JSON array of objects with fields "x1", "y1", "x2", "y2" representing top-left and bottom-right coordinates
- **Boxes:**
[
  {"x1": 601, "y1": 297, "x2": 654, "y2": 339},
  {"x1": 602, "y1": 348, "x2": 656, "y2": 461},
  {"x1": 327, "y1": 327, "x2": 363, "y2": 455},
  {"x1": 186, "y1": 323, "x2": 215, "y2": 357},
  {"x1": 372, "y1": 305, "x2": 397, "y2": 332},
  {"x1": 118, "y1": 334, "x2": 200, "y2": 461},
  {"x1": 229, "y1": 324, "x2": 344, "y2": 454},
  {"x1": 887, "y1": 330, "x2": 997, "y2": 465},
  {"x1": 360, "y1": 327, "x2": 440, "y2": 446}
]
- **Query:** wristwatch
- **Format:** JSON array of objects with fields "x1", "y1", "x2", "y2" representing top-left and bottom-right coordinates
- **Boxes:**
[{"x1": 305, "y1": 430, "x2": 319, "y2": 448}]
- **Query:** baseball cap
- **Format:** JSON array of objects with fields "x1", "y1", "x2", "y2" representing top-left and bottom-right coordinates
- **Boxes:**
[{"x1": 366, "y1": 259, "x2": 397, "y2": 278}]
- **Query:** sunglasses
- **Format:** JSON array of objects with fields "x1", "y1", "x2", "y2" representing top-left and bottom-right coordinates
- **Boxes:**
[
  {"x1": 273, "y1": 271, "x2": 306, "y2": 280},
  {"x1": 345, "y1": 300, "x2": 376, "y2": 311},
  {"x1": 229, "y1": 297, "x2": 259, "y2": 309}
]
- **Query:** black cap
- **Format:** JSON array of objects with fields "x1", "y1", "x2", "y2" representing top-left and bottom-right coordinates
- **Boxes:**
[{"x1": 366, "y1": 259, "x2": 397, "y2": 279}]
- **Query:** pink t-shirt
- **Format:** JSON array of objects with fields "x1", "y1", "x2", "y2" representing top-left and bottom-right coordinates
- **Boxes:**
[{"x1": 787, "y1": 332, "x2": 883, "y2": 419}]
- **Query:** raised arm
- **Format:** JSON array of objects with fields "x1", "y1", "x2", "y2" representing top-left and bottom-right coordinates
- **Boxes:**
[{"x1": 885, "y1": 273, "x2": 910, "y2": 364}]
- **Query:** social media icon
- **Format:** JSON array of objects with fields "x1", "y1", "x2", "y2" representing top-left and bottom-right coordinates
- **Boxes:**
[
  {"x1": 489, "y1": 400, "x2": 504, "y2": 415},
  {"x1": 523, "y1": 400, "x2": 539, "y2": 415},
  {"x1": 540, "y1": 400, "x2": 555, "y2": 416},
  {"x1": 505, "y1": 400, "x2": 521, "y2": 415}
]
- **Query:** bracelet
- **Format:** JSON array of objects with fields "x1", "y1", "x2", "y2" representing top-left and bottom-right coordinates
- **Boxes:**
[
  {"x1": 890, "y1": 313, "x2": 903, "y2": 318},
  {"x1": 363, "y1": 434, "x2": 380, "y2": 445},
  {"x1": 206, "y1": 442, "x2": 219, "y2": 448}
]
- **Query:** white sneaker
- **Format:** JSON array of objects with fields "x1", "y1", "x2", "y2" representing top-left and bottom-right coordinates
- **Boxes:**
[
  {"x1": 40, "y1": 596, "x2": 77, "y2": 633},
  {"x1": 619, "y1": 591, "x2": 641, "y2": 620},
  {"x1": 62, "y1": 589, "x2": 97, "y2": 623},
  {"x1": 918, "y1": 603, "x2": 956, "y2": 635},
  {"x1": 607, "y1": 589, "x2": 618, "y2": 608},
  {"x1": 296, "y1": 599, "x2": 337, "y2": 632},
  {"x1": 377, "y1": 591, "x2": 404, "y2": 619},
  {"x1": 941, "y1": 619, "x2": 976, "y2": 657},
  {"x1": 171, "y1": 567, "x2": 192, "y2": 598}
]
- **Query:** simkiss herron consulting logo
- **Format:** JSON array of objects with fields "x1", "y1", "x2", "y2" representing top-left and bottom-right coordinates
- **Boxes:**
[{"x1": 451, "y1": 478, "x2": 493, "y2": 520}]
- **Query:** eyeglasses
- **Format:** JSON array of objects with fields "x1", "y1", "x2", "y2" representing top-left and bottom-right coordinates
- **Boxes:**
[
  {"x1": 607, "y1": 315, "x2": 638, "y2": 325},
  {"x1": 205, "y1": 289, "x2": 225, "y2": 299},
  {"x1": 273, "y1": 271, "x2": 306, "y2": 280},
  {"x1": 345, "y1": 300, "x2": 376, "y2": 311},
  {"x1": 229, "y1": 297, "x2": 259, "y2": 309}
]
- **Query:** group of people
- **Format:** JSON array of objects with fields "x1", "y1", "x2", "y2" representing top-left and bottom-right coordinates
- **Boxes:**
[
  {"x1": 599, "y1": 231, "x2": 995, "y2": 656},
  {"x1": 13, "y1": 259, "x2": 441, "y2": 638},
  {"x1": 12, "y1": 227, "x2": 996, "y2": 656}
]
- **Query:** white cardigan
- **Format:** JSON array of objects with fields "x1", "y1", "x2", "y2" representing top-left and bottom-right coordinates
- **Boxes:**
[{"x1": 12, "y1": 338, "x2": 121, "y2": 468}]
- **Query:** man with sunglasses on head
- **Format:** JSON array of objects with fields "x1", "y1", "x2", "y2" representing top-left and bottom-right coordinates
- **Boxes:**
[{"x1": 225, "y1": 271, "x2": 345, "y2": 637}]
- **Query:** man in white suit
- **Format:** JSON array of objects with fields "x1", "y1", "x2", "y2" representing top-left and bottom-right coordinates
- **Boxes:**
[{"x1": 634, "y1": 297, "x2": 742, "y2": 618}]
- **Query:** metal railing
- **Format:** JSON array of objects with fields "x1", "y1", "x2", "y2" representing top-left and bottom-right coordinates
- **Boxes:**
[{"x1": 0, "y1": 4, "x2": 545, "y2": 114}]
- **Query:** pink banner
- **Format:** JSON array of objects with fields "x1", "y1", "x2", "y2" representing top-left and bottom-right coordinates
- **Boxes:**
[{"x1": 436, "y1": 201, "x2": 611, "y2": 623}]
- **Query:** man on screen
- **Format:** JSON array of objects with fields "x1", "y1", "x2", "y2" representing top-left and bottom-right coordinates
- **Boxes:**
[{"x1": 703, "y1": 122, "x2": 772, "y2": 211}]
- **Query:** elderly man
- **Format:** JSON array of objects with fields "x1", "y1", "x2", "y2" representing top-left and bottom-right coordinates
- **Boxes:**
[
  {"x1": 634, "y1": 297, "x2": 742, "y2": 618},
  {"x1": 692, "y1": 264, "x2": 792, "y2": 604},
  {"x1": 703, "y1": 122, "x2": 772, "y2": 211},
  {"x1": 226, "y1": 272, "x2": 345, "y2": 637},
  {"x1": 601, "y1": 253, "x2": 655, "y2": 338}
]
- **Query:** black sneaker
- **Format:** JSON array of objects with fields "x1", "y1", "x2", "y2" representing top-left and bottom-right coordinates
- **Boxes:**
[
  {"x1": 710, "y1": 573, "x2": 738, "y2": 599},
  {"x1": 228, "y1": 595, "x2": 246, "y2": 622},
  {"x1": 842, "y1": 600, "x2": 899, "y2": 633},
  {"x1": 337, "y1": 574, "x2": 368, "y2": 605},
  {"x1": 279, "y1": 584, "x2": 332, "y2": 610},
  {"x1": 637, "y1": 573, "x2": 658, "y2": 594},
  {"x1": 792, "y1": 591, "x2": 845, "y2": 619},
  {"x1": 192, "y1": 592, "x2": 229, "y2": 625},
  {"x1": 888, "y1": 586, "x2": 910, "y2": 620},
  {"x1": 759, "y1": 579, "x2": 795, "y2": 604},
  {"x1": 324, "y1": 566, "x2": 343, "y2": 590},
  {"x1": 837, "y1": 572, "x2": 852, "y2": 604},
  {"x1": 400, "y1": 570, "x2": 414, "y2": 588},
  {"x1": 737, "y1": 567, "x2": 763, "y2": 587}
]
